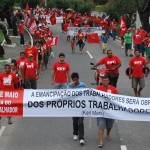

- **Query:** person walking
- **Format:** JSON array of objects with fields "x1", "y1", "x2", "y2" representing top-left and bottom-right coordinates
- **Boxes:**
[
  {"x1": 143, "y1": 32, "x2": 150, "y2": 63},
  {"x1": 96, "y1": 76, "x2": 118, "y2": 148},
  {"x1": 124, "y1": 29, "x2": 133, "y2": 57},
  {"x1": 18, "y1": 20, "x2": 25, "y2": 46},
  {"x1": 67, "y1": 72, "x2": 87, "y2": 145},
  {"x1": 23, "y1": 54, "x2": 38, "y2": 89},
  {"x1": 101, "y1": 33, "x2": 108, "y2": 54},
  {"x1": 0, "y1": 64, "x2": 18, "y2": 124},
  {"x1": 51, "y1": 53, "x2": 70, "y2": 89},
  {"x1": 129, "y1": 50, "x2": 148, "y2": 96},
  {"x1": 77, "y1": 29, "x2": 85, "y2": 53},
  {"x1": 92, "y1": 50, "x2": 121, "y2": 87}
]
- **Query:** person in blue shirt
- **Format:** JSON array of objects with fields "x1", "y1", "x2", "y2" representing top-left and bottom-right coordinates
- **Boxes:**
[
  {"x1": 67, "y1": 72, "x2": 87, "y2": 145},
  {"x1": 101, "y1": 33, "x2": 108, "y2": 54}
]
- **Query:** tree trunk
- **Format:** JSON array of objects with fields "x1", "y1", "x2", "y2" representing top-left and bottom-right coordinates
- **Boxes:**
[{"x1": 138, "y1": 10, "x2": 150, "y2": 31}]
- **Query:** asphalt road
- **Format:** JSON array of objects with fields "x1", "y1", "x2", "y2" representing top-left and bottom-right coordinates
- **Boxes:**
[{"x1": 0, "y1": 24, "x2": 150, "y2": 150}]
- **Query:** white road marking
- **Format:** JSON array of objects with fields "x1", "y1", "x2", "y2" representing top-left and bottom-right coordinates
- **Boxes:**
[
  {"x1": 121, "y1": 145, "x2": 127, "y2": 150},
  {"x1": 0, "y1": 126, "x2": 6, "y2": 137},
  {"x1": 86, "y1": 51, "x2": 93, "y2": 59}
]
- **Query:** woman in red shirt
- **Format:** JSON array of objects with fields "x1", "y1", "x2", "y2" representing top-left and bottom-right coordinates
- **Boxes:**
[{"x1": 77, "y1": 29, "x2": 85, "y2": 53}]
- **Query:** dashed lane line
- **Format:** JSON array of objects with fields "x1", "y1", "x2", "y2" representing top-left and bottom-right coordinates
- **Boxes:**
[
  {"x1": 86, "y1": 50, "x2": 93, "y2": 59},
  {"x1": 0, "y1": 126, "x2": 6, "y2": 137},
  {"x1": 121, "y1": 145, "x2": 127, "y2": 150}
]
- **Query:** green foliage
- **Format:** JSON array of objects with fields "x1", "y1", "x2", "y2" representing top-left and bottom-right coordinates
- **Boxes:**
[
  {"x1": 55, "y1": 0, "x2": 70, "y2": 10},
  {"x1": 0, "y1": 29, "x2": 4, "y2": 44},
  {"x1": 93, "y1": 0, "x2": 108, "y2": 5},
  {"x1": 75, "y1": 1, "x2": 93, "y2": 14}
]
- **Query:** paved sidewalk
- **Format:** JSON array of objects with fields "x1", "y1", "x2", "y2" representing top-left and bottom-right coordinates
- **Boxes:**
[{"x1": 2, "y1": 27, "x2": 31, "y2": 60}]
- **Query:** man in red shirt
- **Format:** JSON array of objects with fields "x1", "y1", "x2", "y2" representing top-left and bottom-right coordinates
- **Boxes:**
[
  {"x1": 18, "y1": 20, "x2": 25, "y2": 46},
  {"x1": 129, "y1": 50, "x2": 148, "y2": 96},
  {"x1": 23, "y1": 54, "x2": 38, "y2": 89},
  {"x1": 24, "y1": 41, "x2": 38, "y2": 63},
  {"x1": 16, "y1": 52, "x2": 27, "y2": 70},
  {"x1": 0, "y1": 64, "x2": 18, "y2": 124},
  {"x1": 133, "y1": 28, "x2": 142, "y2": 53},
  {"x1": 96, "y1": 76, "x2": 118, "y2": 148},
  {"x1": 51, "y1": 53, "x2": 70, "y2": 89},
  {"x1": 34, "y1": 27, "x2": 41, "y2": 40},
  {"x1": 110, "y1": 19, "x2": 117, "y2": 40},
  {"x1": 139, "y1": 28, "x2": 147, "y2": 57},
  {"x1": 92, "y1": 50, "x2": 121, "y2": 87},
  {"x1": 16, "y1": 52, "x2": 27, "y2": 87},
  {"x1": 119, "y1": 24, "x2": 127, "y2": 49}
]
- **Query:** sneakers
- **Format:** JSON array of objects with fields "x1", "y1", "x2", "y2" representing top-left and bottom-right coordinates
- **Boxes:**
[
  {"x1": 79, "y1": 139, "x2": 85, "y2": 145},
  {"x1": 122, "y1": 46, "x2": 124, "y2": 49},
  {"x1": 73, "y1": 135, "x2": 78, "y2": 140}
]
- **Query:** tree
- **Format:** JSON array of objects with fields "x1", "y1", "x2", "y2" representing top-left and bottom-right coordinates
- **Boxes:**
[
  {"x1": 99, "y1": 0, "x2": 150, "y2": 30},
  {"x1": 135, "y1": 0, "x2": 150, "y2": 31}
]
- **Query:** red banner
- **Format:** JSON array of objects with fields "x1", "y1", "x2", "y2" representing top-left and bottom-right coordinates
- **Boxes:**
[{"x1": 0, "y1": 90, "x2": 23, "y2": 116}]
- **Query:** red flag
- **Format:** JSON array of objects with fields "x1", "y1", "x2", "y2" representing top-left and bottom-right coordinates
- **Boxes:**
[
  {"x1": 25, "y1": 3, "x2": 29, "y2": 10},
  {"x1": 86, "y1": 33, "x2": 100, "y2": 44},
  {"x1": 50, "y1": 13, "x2": 56, "y2": 25},
  {"x1": 120, "y1": 16, "x2": 126, "y2": 27},
  {"x1": 29, "y1": 21, "x2": 37, "y2": 34},
  {"x1": 48, "y1": 36, "x2": 59, "y2": 46}
]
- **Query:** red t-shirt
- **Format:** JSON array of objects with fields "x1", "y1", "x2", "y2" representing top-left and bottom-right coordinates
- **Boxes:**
[
  {"x1": 119, "y1": 27, "x2": 127, "y2": 37},
  {"x1": 52, "y1": 61, "x2": 70, "y2": 83},
  {"x1": 145, "y1": 38, "x2": 150, "y2": 47},
  {"x1": 77, "y1": 33, "x2": 84, "y2": 40},
  {"x1": 139, "y1": 30, "x2": 147, "y2": 39},
  {"x1": 19, "y1": 23, "x2": 24, "y2": 34},
  {"x1": 34, "y1": 30, "x2": 41, "y2": 40},
  {"x1": 129, "y1": 57, "x2": 147, "y2": 77},
  {"x1": 24, "y1": 60, "x2": 38, "y2": 79},
  {"x1": 70, "y1": 40, "x2": 75, "y2": 46},
  {"x1": 133, "y1": 33, "x2": 142, "y2": 44},
  {"x1": 0, "y1": 72, "x2": 18, "y2": 89},
  {"x1": 16, "y1": 57, "x2": 27, "y2": 69},
  {"x1": 99, "y1": 56, "x2": 121, "y2": 74},
  {"x1": 96, "y1": 85, "x2": 118, "y2": 94},
  {"x1": 24, "y1": 46, "x2": 38, "y2": 61}
]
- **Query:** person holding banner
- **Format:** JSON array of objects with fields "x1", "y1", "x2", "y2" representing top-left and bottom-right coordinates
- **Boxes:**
[
  {"x1": 0, "y1": 64, "x2": 18, "y2": 124},
  {"x1": 51, "y1": 53, "x2": 70, "y2": 89},
  {"x1": 67, "y1": 72, "x2": 87, "y2": 145},
  {"x1": 96, "y1": 76, "x2": 118, "y2": 148},
  {"x1": 129, "y1": 50, "x2": 148, "y2": 97}
]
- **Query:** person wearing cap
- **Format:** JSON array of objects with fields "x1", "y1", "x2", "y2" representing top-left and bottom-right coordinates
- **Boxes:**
[
  {"x1": 129, "y1": 50, "x2": 148, "y2": 96},
  {"x1": 51, "y1": 53, "x2": 70, "y2": 89},
  {"x1": 124, "y1": 29, "x2": 133, "y2": 57},
  {"x1": 18, "y1": 20, "x2": 25, "y2": 46},
  {"x1": 23, "y1": 53, "x2": 38, "y2": 89}
]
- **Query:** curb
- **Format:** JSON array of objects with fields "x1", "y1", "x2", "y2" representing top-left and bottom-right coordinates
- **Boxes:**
[{"x1": 24, "y1": 26, "x2": 33, "y2": 46}]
